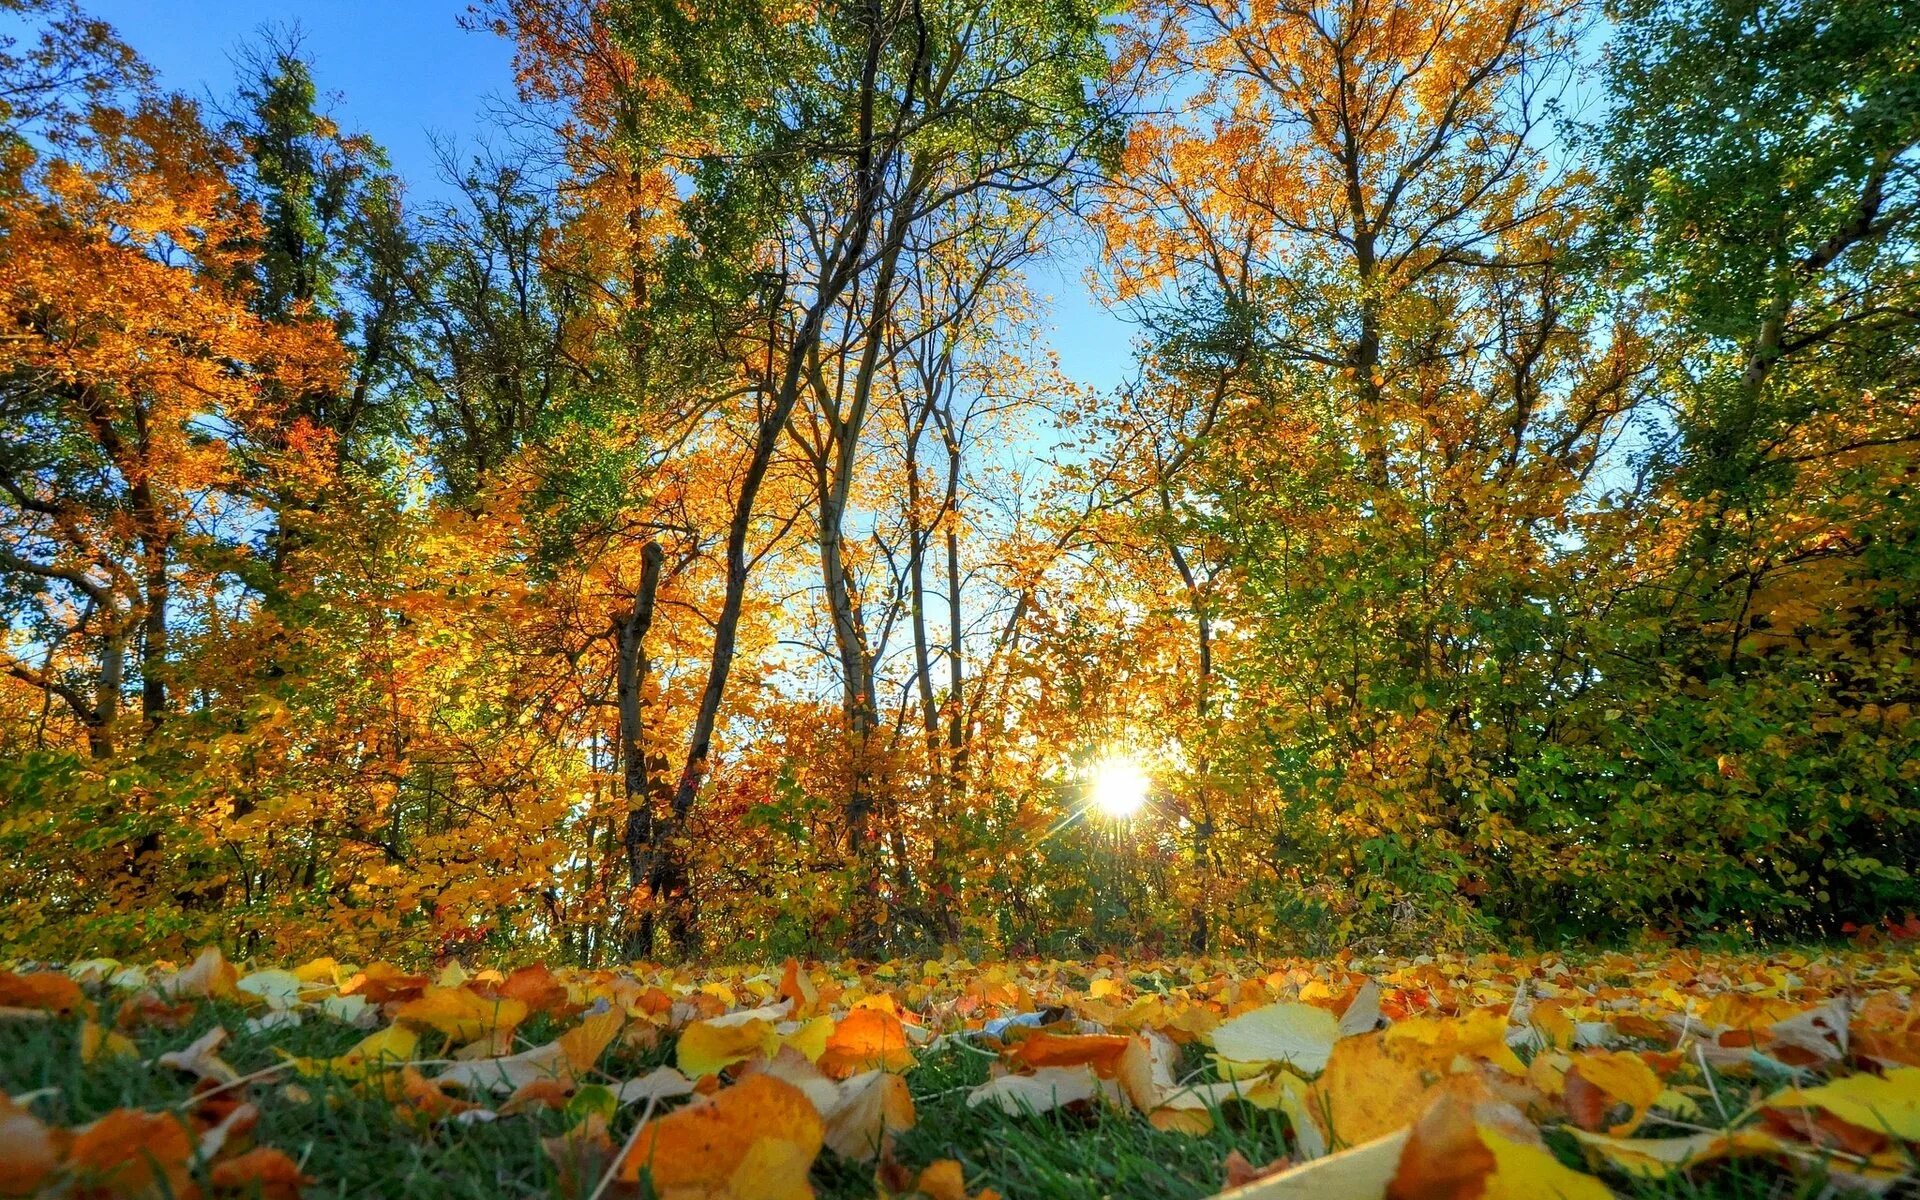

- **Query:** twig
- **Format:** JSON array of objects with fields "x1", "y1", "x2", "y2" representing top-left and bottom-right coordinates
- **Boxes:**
[
  {"x1": 173, "y1": 1062, "x2": 291, "y2": 1109},
  {"x1": 1693, "y1": 1042, "x2": 1727, "y2": 1124},
  {"x1": 587, "y1": 1091, "x2": 660, "y2": 1200}
]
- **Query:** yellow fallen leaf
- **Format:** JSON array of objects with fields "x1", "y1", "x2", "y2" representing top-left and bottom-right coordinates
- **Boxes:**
[
  {"x1": 1652, "y1": 1088, "x2": 1701, "y2": 1121},
  {"x1": 1387, "y1": 1009, "x2": 1525, "y2": 1076},
  {"x1": 1566, "y1": 1050, "x2": 1662, "y2": 1135},
  {"x1": 782, "y1": 1016, "x2": 834, "y2": 1064},
  {"x1": 79, "y1": 1020, "x2": 138, "y2": 1064},
  {"x1": 236, "y1": 969, "x2": 306, "y2": 1011},
  {"x1": 1211, "y1": 1002, "x2": 1341, "y2": 1075},
  {"x1": 1478, "y1": 1125, "x2": 1613, "y2": 1199},
  {"x1": 1312, "y1": 1028, "x2": 1485, "y2": 1147},
  {"x1": 288, "y1": 1022, "x2": 420, "y2": 1079},
  {"x1": 1766, "y1": 1067, "x2": 1920, "y2": 1142},
  {"x1": 293, "y1": 957, "x2": 344, "y2": 985},
  {"x1": 679, "y1": 1016, "x2": 780, "y2": 1079},
  {"x1": 395, "y1": 986, "x2": 528, "y2": 1044},
  {"x1": 1567, "y1": 1127, "x2": 1783, "y2": 1180}
]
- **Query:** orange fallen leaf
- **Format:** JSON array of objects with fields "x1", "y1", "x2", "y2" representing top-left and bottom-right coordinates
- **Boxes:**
[
  {"x1": 372, "y1": 1067, "x2": 485, "y2": 1128},
  {"x1": 0, "y1": 1092, "x2": 65, "y2": 1197},
  {"x1": 67, "y1": 1108, "x2": 197, "y2": 1199},
  {"x1": 158, "y1": 948, "x2": 239, "y2": 1001},
  {"x1": 1387, "y1": 1091, "x2": 1497, "y2": 1200},
  {"x1": 496, "y1": 965, "x2": 576, "y2": 1017},
  {"x1": 500, "y1": 1078, "x2": 576, "y2": 1115},
  {"x1": 0, "y1": 971, "x2": 88, "y2": 1015},
  {"x1": 779, "y1": 959, "x2": 820, "y2": 1017},
  {"x1": 819, "y1": 1008, "x2": 913, "y2": 1079},
  {"x1": 912, "y1": 1158, "x2": 999, "y2": 1200},
  {"x1": 1008, "y1": 1032, "x2": 1132, "y2": 1077},
  {"x1": 1222, "y1": 1149, "x2": 1290, "y2": 1187},
  {"x1": 543, "y1": 1113, "x2": 616, "y2": 1200},
  {"x1": 618, "y1": 1074, "x2": 823, "y2": 1198},
  {"x1": 347, "y1": 963, "x2": 431, "y2": 1005},
  {"x1": 209, "y1": 1147, "x2": 310, "y2": 1200}
]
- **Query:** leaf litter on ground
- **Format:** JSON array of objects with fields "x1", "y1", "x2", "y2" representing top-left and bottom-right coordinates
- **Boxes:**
[{"x1": 1, "y1": 947, "x2": 1917, "y2": 1198}]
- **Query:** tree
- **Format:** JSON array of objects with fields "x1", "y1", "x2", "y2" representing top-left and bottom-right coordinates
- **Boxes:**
[
  {"x1": 1099, "y1": 0, "x2": 1652, "y2": 940},
  {"x1": 0, "y1": 62, "x2": 343, "y2": 757}
]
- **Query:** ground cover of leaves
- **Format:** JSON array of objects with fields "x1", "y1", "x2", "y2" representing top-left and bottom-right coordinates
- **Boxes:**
[{"x1": 1, "y1": 949, "x2": 1917, "y2": 1199}]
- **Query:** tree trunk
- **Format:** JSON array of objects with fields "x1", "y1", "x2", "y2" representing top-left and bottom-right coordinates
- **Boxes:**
[
  {"x1": 943, "y1": 431, "x2": 965, "y2": 782},
  {"x1": 140, "y1": 539, "x2": 168, "y2": 727},
  {"x1": 617, "y1": 540, "x2": 665, "y2": 958},
  {"x1": 89, "y1": 625, "x2": 125, "y2": 759}
]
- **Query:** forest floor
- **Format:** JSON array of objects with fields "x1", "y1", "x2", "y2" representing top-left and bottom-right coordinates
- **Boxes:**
[{"x1": 0, "y1": 949, "x2": 1913, "y2": 1199}]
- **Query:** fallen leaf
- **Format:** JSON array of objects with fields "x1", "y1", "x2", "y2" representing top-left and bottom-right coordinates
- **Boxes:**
[
  {"x1": 394, "y1": 986, "x2": 528, "y2": 1045},
  {"x1": 208, "y1": 1146, "x2": 310, "y2": 1199},
  {"x1": 543, "y1": 1112, "x2": 615, "y2": 1200},
  {"x1": 496, "y1": 965, "x2": 576, "y2": 1017},
  {"x1": 287, "y1": 1023, "x2": 419, "y2": 1080},
  {"x1": 436, "y1": 1010, "x2": 622, "y2": 1094},
  {"x1": 1213, "y1": 1128, "x2": 1408, "y2": 1198},
  {"x1": 0, "y1": 1092, "x2": 64, "y2": 1196},
  {"x1": 1008, "y1": 1032, "x2": 1132, "y2": 1076},
  {"x1": 80, "y1": 1020, "x2": 139, "y2": 1064},
  {"x1": 679, "y1": 1015, "x2": 780, "y2": 1079},
  {"x1": 822, "y1": 1069, "x2": 914, "y2": 1161},
  {"x1": 158, "y1": 948, "x2": 239, "y2": 1001},
  {"x1": 1386, "y1": 1091, "x2": 1495, "y2": 1200},
  {"x1": 966, "y1": 1065, "x2": 1106, "y2": 1115},
  {"x1": 235, "y1": 971, "x2": 305, "y2": 1012},
  {"x1": 1566, "y1": 1126, "x2": 1783, "y2": 1179},
  {"x1": 818, "y1": 1008, "x2": 914, "y2": 1078},
  {"x1": 1223, "y1": 1149, "x2": 1291, "y2": 1187},
  {"x1": 911, "y1": 1158, "x2": 997, "y2": 1200},
  {"x1": 1563, "y1": 1050, "x2": 1661, "y2": 1135},
  {"x1": 158, "y1": 1026, "x2": 241, "y2": 1084},
  {"x1": 613, "y1": 1065, "x2": 697, "y2": 1108},
  {"x1": 778, "y1": 959, "x2": 820, "y2": 1017},
  {"x1": 346, "y1": 963, "x2": 430, "y2": 1005},
  {"x1": 0, "y1": 971, "x2": 88, "y2": 1015},
  {"x1": 1338, "y1": 982, "x2": 1383, "y2": 1038},
  {"x1": 617, "y1": 1074, "x2": 823, "y2": 1198},
  {"x1": 376, "y1": 1067, "x2": 484, "y2": 1128},
  {"x1": 1476, "y1": 1122, "x2": 1614, "y2": 1199},
  {"x1": 67, "y1": 1108, "x2": 197, "y2": 1199},
  {"x1": 1764, "y1": 1067, "x2": 1920, "y2": 1143},
  {"x1": 1212, "y1": 1002, "x2": 1341, "y2": 1075}
]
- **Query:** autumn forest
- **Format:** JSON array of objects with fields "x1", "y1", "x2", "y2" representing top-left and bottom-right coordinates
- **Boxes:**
[{"x1": 1, "y1": 0, "x2": 1916, "y2": 971}]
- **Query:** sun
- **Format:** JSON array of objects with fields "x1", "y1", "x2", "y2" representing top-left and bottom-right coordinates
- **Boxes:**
[{"x1": 1087, "y1": 755, "x2": 1150, "y2": 819}]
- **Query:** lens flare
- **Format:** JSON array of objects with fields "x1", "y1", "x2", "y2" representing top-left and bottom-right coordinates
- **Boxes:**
[{"x1": 1088, "y1": 755, "x2": 1150, "y2": 818}]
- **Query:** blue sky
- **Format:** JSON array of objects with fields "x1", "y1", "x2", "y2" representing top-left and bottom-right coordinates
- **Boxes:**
[{"x1": 86, "y1": 0, "x2": 1135, "y2": 394}]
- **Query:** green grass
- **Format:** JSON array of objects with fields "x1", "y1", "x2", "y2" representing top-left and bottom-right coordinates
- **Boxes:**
[{"x1": 0, "y1": 1002, "x2": 1849, "y2": 1199}]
